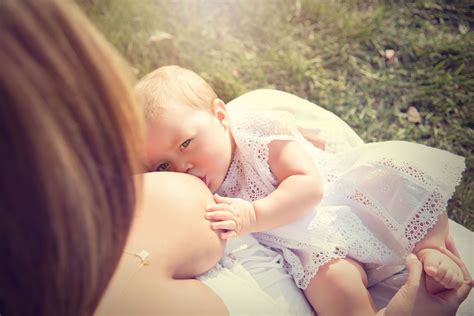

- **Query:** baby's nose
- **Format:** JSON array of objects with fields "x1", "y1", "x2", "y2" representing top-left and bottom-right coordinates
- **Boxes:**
[{"x1": 179, "y1": 161, "x2": 193, "y2": 174}]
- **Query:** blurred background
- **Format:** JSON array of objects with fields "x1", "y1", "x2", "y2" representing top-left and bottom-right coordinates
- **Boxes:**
[{"x1": 79, "y1": 0, "x2": 473, "y2": 230}]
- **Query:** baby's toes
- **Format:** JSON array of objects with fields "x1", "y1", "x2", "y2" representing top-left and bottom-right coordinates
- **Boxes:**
[
  {"x1": 438, "y1": 256, "x2": 465, "y2": 289},
  {"x1": 422, "y1": 256, "x2": 440, "y2": 278},
  {"x1": 451, "y1": 267, "x2": 464, "y2": 289},
  {"x1": 431, "y1": 262, "x2": 448, "y2": 284},
  {"x1": 437, "y1": 264, "x2": 455, "y2": 289},
  {"x1": 436, "y1": 261, "x2": 464, "y2": 289},
  {"x1": 424, "y1": 265, "x2": 438, "y2": 278}
]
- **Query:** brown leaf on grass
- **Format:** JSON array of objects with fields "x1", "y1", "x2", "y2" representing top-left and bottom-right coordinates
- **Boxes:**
[
  {"x1": 384, "y1": 49, "x2": 398, "y2": 64},
  {"x1": 148, "y1": 31, "x2": 173, "y2": 44},
  {"x1": 407, "y1": 106, "x2": 422, "y2": 123}
]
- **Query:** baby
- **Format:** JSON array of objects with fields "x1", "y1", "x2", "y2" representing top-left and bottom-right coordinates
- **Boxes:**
[{"x1": 135, "y1": 65, "x2": 466, "y2": 315}]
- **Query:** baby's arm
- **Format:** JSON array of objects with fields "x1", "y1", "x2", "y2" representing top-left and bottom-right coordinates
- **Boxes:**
[
  {"x1": 207, "y1": 139, "x2": 323, "y2": 237},
  {"x1": 253, "y1": 139, "x2": 323, "y2": 231}
]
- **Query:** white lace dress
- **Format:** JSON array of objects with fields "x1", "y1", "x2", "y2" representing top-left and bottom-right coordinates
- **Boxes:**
[{"x1": 216, "y1": 109, "x2": 466, "y2": 290}]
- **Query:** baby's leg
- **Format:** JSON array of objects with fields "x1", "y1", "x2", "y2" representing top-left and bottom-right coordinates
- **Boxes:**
[
  {"x1": 304, "y1": 258, "x2": 377, "y2": 316},
  {"x1": 413, "y1": 212, "x2": 464, "y2": 293}
]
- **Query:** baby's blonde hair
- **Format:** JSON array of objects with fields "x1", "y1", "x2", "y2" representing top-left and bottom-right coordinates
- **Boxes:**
[{"x1": 135, "y1": 65, "x2": 218, "y2": 124}]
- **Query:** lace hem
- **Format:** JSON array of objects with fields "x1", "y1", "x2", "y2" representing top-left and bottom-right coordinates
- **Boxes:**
[
  {"x1": 438, "y1": 155, "x2": 466, "y2": 201},
  {"x1": 382, "y1": 155, "x2": 466, "y2": 253},
  {"x1": 404, "y1": 155, "x2": 465, "y2": 253},
  {"x1": 254, "y1": 233, "x2": 348, "y2": 289}
]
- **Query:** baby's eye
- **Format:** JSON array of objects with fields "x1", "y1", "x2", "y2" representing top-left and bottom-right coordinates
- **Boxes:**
[
  {"x1": 180, "y1": 139, "x2": 192, "y2": 148},
  {"x1": 156, "y1": 162, "x2": 169, "y2": 172}
]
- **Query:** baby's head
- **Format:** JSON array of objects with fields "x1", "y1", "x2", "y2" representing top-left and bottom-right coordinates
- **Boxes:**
[
  {"x1": 135, "y1": 66, "x2": 235, "y2": 192},
  {"x1": 135, "y1": 65, "x2": 217, "y2": 122}
]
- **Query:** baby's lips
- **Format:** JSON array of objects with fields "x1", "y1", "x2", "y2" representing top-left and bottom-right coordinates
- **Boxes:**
[{"x1": 196, "y1": 175, "x2": 209, "y2": 188}]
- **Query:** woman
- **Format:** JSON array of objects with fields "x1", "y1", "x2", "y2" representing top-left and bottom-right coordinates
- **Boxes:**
[
  {"x1": 0, "y1": 0, "x2": 470, "y2": 315},
  {"x1": 0, "y1": 0, "x2": 143, "y2": 314}
]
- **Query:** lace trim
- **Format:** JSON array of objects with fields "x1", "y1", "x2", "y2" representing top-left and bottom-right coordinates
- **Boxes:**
[
  {"x1": 283, "y1": 246, "x2": 347, "y2": 289},
  {"x1": 347, "y1": 189, "x2": 398, "y2": 232},
  {"x1": 378, "y1": 157, "x2": 465, "y2": 252},
  {"x1": 435, "y1": 155, "x2": 466, "y2": 199},
  {"x1": 254, "y1": 206, "x2": 398, "y2": 289},
  {"x1": 404, "y1": 191, "x2": 447, "y2": 252},
  {"x1": 381, "y1": 158, "x2": 428, "y2": 185}
]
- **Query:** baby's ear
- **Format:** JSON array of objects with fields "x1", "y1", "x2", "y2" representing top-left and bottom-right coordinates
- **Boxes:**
[{"x1": 213, "y1": 98, "x2": 229, "y2": 127}]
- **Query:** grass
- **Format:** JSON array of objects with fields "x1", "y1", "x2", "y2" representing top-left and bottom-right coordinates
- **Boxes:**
[{"x1": 79, "y1": 0, "x2": 473, "y2": 230}]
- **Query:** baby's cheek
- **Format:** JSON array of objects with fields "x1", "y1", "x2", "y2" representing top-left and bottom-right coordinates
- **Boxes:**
[{"x1": 143, "y1": 133, "x2": 161, "y2": 171}]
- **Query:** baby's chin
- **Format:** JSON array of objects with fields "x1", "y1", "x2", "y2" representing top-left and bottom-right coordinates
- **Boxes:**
[{"x1": 209, "y1": 174, "x2": 227, "y2": 194}]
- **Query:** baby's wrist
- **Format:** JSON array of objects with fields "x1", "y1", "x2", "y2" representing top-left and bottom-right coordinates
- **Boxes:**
[{"x1": 415, "y1": 247, "x2": 441, "y2": 261}]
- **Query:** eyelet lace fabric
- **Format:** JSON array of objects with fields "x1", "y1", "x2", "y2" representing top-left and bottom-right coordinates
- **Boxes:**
[{"x1": 217, "y1": 110, "x2": 465, "y2": 290}]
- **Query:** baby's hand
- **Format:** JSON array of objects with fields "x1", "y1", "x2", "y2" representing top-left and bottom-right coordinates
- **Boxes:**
[{"x1": 205, "y1": 194, "x2": 257, "y2": 239}]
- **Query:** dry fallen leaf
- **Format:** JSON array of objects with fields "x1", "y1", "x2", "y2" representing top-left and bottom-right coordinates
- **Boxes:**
[
  {"x1": 385, "y1": 49, "x2": 395, "y2": 60},
  {"x1": 384, "y1": 49, "x2": 398, "y2": 64},
  {"x1": 148, "y1": 31, "x2": 173, "y2": 43},
  {"x1": 407, "y1": 106, "x2": 422, "y2": 123}
]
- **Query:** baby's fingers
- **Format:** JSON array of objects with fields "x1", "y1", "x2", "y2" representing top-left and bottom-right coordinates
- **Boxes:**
[
  {"x1": 213, "y1": 193, "x2": 234, "y2": 204},
  {"x1": 206, "y1": 203, "x2": 232, "y2": 213},
  {"x1": 205, "y1": 210, "x2": 235, "y2": 222},
  {"x1": 211, "y1": 220, "x2": 237, "y2": 231},
  {"x1": 438, "y1": 266, "x2": 456, "y2": 289}
]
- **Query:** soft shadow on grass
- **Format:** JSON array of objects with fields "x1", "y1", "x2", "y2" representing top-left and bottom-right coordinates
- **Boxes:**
[{"x1": 80, "y1": 0, "x2": 473, "y2": 230}]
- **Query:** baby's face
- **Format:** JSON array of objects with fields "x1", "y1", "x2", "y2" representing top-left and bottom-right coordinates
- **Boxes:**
[{"x1": 145, "y1": 103, "x2": 234, "y2": 193}]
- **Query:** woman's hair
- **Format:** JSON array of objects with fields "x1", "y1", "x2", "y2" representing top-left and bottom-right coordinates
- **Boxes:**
[
  {"x1": 0, "y1": 0, "x2": 143, "y2": 314},
  {"x1": 135, "y1": 65, "x2": 218, "y2": 124}
]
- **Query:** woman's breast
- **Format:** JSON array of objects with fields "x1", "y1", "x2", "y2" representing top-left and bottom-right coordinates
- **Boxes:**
[{"x1": 137, "y1": 172, "x2": 227, "y2": 279}]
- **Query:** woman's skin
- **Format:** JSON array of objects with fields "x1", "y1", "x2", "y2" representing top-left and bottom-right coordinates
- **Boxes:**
[{"x1": 97, "y1": 172, "x2": 229, "y2": 315}]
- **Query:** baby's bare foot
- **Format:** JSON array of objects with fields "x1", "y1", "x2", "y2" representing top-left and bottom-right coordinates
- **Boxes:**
[{"x1": 416, "y1": 248, "x2": 464, "y2": 291}]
